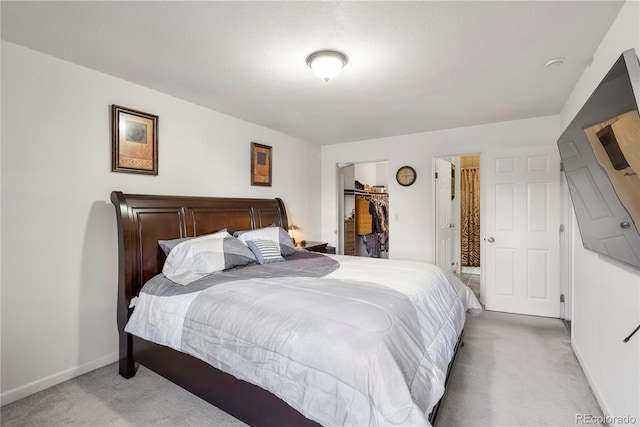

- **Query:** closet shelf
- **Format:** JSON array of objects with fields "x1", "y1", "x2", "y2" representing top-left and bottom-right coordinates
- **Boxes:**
[{"x1": 344, "y1": 189, "x2": 388, "y2": 198}]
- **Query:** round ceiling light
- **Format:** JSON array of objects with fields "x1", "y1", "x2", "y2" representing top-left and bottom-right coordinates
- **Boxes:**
[
  {"x1": 306, "y1": 50, "x2": 348, "y2": 82},
  {"x1": 545, "y1": 57, "x2": 565, "y2": 68}
]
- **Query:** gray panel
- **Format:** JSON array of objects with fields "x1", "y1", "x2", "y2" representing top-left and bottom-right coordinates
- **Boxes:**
[
  {"x1": 557, "y1": 49, "x2": 640, "y2": 269},
  {"x1": 558, "y1": 140, "x2": 580, "y2": 161},
  {"x1": 601, "y1": 236, "x2": 640, "y2": 266},
  {"x1": 566, "y1": 167, "x2": 612, "y2": 221}
]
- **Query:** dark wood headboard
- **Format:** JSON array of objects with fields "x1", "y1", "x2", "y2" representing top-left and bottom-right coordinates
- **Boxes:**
[
  {"x1": 110, "y1": 191, "x2": 322, "y2": 426},
  {"x1": 110, "y1": 191, "x2": 288, "y2": 332}
]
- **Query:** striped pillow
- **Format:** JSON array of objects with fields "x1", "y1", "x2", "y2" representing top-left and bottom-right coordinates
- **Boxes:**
[{"x1": 247, "y1": 239, "x2": 284, "y2": 264}]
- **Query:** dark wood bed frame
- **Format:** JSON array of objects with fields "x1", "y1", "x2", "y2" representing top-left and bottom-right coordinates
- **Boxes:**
[{"x1": 111, "y1": 191, "x2": 462, "y2": 426}]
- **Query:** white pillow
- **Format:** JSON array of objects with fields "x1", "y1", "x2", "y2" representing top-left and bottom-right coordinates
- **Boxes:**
[
  {"x1": 162, "y1": 231, "x2": 255, "y2": 285},
  {"x1": 158, "y1": 229, "x2": 227, "y2": 256},
  {"x1": 237, "y1": 227, "x2": 280, "y2": 246}
]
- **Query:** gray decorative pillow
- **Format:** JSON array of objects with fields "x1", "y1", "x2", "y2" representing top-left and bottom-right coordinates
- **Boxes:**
[
  {"x1": 233, "y1": 226, "x2": 297, "y2": 256},
  {"x1": 222, "y1": 234, "x2": 258, "y2": 268},
  {"x1": 247, "y1": 239, "x2": 285, "y2": 264},
  {"x1": 277, "y1": 227, "x2": 298, "y2": 256}
]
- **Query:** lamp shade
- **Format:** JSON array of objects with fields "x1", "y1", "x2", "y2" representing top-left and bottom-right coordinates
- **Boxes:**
[
  {"x1": 306, "y1": 50, "x2": 348, "y2": 82},
  {"x1": 288, "y1": 224, "x2": 299, "y2": 244}
]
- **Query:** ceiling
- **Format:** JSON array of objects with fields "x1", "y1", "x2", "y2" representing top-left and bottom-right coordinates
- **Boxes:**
[{"x1": 1, "y1": 1, "x2": 625, "y2": 145}]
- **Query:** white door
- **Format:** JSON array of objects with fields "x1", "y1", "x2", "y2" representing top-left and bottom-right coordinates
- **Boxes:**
[
  {"x1": 338, "y1": 164, "x2": 355, "y2": 255},
  {"x1": 484, "y1": 146, "x2": 561, "y2": 317},
  {"x1": 435, "y1": 158, "x2": 454, "y2": 272}
]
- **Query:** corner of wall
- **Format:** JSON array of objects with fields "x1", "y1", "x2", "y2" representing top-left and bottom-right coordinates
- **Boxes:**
[{"x1": 1, "y1": 352, "x2": 118, "y2": 406}]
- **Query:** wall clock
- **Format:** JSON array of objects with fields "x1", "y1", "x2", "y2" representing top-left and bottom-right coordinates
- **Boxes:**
[{"x1": 396, "y1": 165, "x2": 417, "y2": 186}]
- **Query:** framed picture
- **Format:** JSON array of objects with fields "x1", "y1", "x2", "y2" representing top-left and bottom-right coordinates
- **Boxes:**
[
  {"x1": 112, "y1": 105, "x2": 158, "y2": 175},
  {"x1": 251, "y1": 142, "x2": 272, "y2": 186}
]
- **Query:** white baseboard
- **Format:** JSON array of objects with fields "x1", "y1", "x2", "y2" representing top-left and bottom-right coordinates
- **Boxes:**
[
  {"x1": 0, "y1": 352, "x2": 118, "y2": 407},
  {"x1": 571, "y1": 341, "x2": 612, "y2": 423}
]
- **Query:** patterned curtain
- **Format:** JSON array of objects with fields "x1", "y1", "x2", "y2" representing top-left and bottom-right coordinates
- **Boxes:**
[{"x1": 461, "y1": 167, "x2": 480, "y2": 267}]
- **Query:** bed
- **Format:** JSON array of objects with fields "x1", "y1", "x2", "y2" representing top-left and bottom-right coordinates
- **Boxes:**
[{"x1": 111, "y1": 191, "x2": 481, "y2": 426}]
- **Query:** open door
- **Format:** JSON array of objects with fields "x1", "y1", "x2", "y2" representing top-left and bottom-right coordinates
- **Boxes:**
[
  {"x1": 435, "y1": 158, "x2": 454, "y2": 272},
  {"x1": 484, "y1": 146, "x2": 561, "y2": 317}
]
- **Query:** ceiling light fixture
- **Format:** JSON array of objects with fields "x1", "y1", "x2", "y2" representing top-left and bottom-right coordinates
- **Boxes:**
[
  {"x1": 306, "y1": 50, "x2": 348, "y2": 82},
  {"x1": 545, "y1": 57, "x2": 565, "y2": 68}
]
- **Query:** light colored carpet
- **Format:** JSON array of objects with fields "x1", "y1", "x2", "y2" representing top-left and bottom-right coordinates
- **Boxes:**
[
  {"x1": 436, "y1": 311, "x2": 603, "y2": 427},
  {"x1": 1, "y1": 364, "x2": 247, "y2": 427},
  {"x1": 1, "y1": 311, "x2": 602, "y2": 427}
]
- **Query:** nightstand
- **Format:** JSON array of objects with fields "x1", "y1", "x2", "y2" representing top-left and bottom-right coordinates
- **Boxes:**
[{"x1": 296, "y1": 241, "x2": 329, "y2": 253}]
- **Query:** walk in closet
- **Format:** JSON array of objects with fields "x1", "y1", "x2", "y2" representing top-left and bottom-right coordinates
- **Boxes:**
[{"x1": 340, "y1": 162, "x2": 389, "y2": 258}]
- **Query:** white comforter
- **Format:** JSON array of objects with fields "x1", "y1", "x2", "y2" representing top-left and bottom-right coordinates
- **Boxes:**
[{"x1": 125, "y1": 254, "x2": 481, "y2": 426}]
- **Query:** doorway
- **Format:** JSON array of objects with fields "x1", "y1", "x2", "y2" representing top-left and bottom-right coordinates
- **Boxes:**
[
  {"x1": 434, "y1": 155, "x2": 481, "y2": 302},
  {"x1": 483, "y1": 146, "x2": 561, "y2": 317},
  {"x1": 338, "y1": 161, "x2": 389, "y2": 258},
  {"x1": 459, "y1": 155, "x2": 481, "y2": 300},
  {"x1": 435, "y1": 147, "x2": 563, "y2": 317}
]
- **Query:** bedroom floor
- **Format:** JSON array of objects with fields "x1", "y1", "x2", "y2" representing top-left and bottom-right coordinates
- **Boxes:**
[
  {"x1": 457, "y1": 271, "x2": 481, "y2": 301},
  {"x1": 436, "y1": 311, "x2": 603, "y2": 426},
  {"x1": 1, "y1": 311, "x2": 602, "y2": 427}
]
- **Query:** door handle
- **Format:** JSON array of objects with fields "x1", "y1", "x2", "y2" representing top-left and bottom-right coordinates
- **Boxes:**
[
  {"x1": 449, "y1": 223, "x2": 455, "y2": 228},
  {"x1": 487, "y1": 237, "x2": 495, "y2": 243}
]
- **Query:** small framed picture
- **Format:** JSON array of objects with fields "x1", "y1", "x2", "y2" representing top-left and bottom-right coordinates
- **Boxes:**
[
  {"x1": 112, "y1": 105, "x2": 158, "y2": 175},
  {"x1": 251, "y1": 142, "x2": 272, "y2": 186}
]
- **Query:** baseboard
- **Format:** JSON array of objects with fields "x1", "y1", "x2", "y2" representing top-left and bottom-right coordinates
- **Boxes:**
[
  {"x1": 571, "y1": 341, "x2": 612, "y2": 423},
  {"x1": 0, "y1": 352, "x2": 118, "y2": 407}
]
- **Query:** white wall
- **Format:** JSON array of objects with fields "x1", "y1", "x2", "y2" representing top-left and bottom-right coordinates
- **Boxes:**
[
  {"x1": 354, "y1": 162, "x2": 377, "y2": 188},
  {"x1": 354, "y1": 161, "x2": 388, "y2": 188},
  {"x1": 375, "y1": 162, "x2": 388, "y2": 188},
  {"x1": 0, "y1": 42, "x2": 321, "y2": 404},
  {"x1": 559, "y1": 1, "x2": 640, "y2": 424},
  {"x1": 321, "y1": 115, "x2": 559, "y2": 262}
]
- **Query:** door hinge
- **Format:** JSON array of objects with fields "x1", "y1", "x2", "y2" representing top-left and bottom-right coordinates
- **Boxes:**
[
  {"x1": 560, "y1": 162, "x2": 565, "y2": 172},
  {"x1": 435, "y1": 172, "x2": 439, "y2": 179},
  {"x1": 559, "y1": 224, "x2": 565, "y2": 232},
  {"x1": 560, "y1": 294, "x2": 565, "y2": 303}
]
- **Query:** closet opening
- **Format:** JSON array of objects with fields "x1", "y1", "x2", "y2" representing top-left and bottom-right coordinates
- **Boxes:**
[
  {"x1": 434, "y1": 155, "x2": 480, "y2": 301},
  {"x1": 338, "y1": 161, "x2": 389, "y2": 258}
]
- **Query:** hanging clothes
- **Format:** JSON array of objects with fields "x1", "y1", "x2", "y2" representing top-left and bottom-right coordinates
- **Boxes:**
[
  {"x1": 369, "y1": 201, "x2": 383, "y2": 233},
  {"x1": 354, "y1": 193, "x2": 389, "y2": 258},
  {"x1": 362, "y1": 233, "x2": 381, "y2": 258}
]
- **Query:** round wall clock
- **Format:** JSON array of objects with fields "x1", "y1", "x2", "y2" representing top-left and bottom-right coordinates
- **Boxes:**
[{"x1": 396, "y1": 165, "x2": 417, "y2": 186}]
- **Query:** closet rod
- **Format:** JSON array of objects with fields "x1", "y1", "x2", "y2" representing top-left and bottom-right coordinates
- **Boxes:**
[{"x1": 344, "y1": 189, "x2": 388, "y2": 197}]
